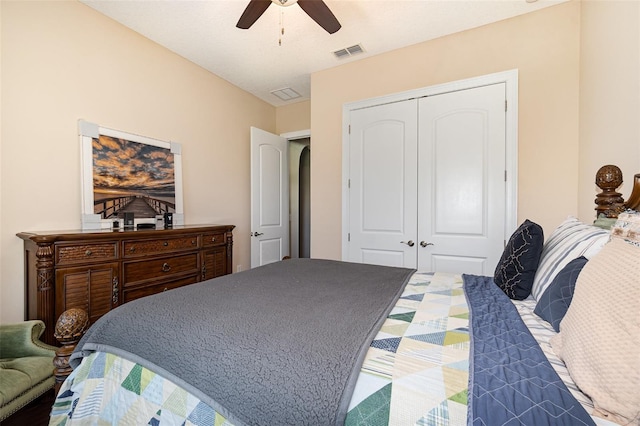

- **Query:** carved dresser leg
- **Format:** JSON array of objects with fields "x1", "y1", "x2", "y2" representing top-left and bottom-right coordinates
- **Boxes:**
[{"x1": 53, "y1": 308, "x2": 90, "y2": 395}]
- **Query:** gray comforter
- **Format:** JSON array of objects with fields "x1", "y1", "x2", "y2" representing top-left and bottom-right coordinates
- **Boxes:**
[{"x1": 71, "y1": 258, "x2": 415, "y2": 426}]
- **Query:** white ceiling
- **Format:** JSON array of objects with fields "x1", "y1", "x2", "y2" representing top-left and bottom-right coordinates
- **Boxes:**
[{"x1": 80, "y1": 0, "x2": 566, "y2": 107}]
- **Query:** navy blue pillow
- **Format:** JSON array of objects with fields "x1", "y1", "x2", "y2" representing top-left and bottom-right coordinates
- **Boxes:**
[
  {"x1": 494, "y1": 219, "x2": 544, "y2": 300},
  {"x1": 534, "y1": 256, "x2": 588, "y2": 332}
]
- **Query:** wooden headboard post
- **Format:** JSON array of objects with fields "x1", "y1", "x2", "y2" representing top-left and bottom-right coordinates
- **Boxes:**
[
  {"x1": 624, "y1": 173, "x2": 640, "y2": 211},
  {"x1": 595, "y1": 165, "x2": 625, "y2": 218}
]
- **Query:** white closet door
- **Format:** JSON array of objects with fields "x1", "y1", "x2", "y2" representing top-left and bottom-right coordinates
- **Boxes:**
[
  {"x1": 347, "y1": 100, "x2": 418, "y2": 268},
  {"x1": 417, "y1": 83, "x2": 506, "y2": 274}
]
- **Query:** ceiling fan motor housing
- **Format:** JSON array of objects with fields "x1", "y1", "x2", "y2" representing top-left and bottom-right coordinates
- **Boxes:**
[{"x1": 273, "y1": 0, "x2": 299, "y2": 6}]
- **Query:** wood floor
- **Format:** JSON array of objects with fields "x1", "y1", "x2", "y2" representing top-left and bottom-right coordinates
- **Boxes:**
[{"x1": 1, "y1": 389, "x2": 54, "y2": 426}]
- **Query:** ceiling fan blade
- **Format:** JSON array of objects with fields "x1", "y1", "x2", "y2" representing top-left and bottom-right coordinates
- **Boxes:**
[
  {"x1": 236, "y1": 0, "x2": 272, "y2": 29},
  {"x1": 297, "y1": 0, "x2": 341, "y2": 34}
]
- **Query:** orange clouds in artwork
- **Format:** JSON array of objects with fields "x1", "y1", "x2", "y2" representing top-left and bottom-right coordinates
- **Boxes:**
[{"x1": 92, "y1": 135, "x2": 175, "y2": 196}]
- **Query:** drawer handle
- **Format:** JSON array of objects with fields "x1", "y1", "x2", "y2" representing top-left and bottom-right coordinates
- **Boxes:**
[
  {"x1": 162, "y1": 263, "x2": 171, "y2": 272},
  {"x1": 85, "y1": 250, "x2": 93, "y2": 256},
  {"x1": 163, "y1": 242, "x2": 169, "y2": 246},
  {"x1": 211, "y1": 237, "x2": 216, "y2": 242},
  {"x1": 130, "y1": 247, "x2": 136, "y2": 253},
  {"x1": 192, "y1": 240, "x2": 197, "y2": 245},
  {"x1": 163, "y1": 287, "x2": 168, "y2": 292}
]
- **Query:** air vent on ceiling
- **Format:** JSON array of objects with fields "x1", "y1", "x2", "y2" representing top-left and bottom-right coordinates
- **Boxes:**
[
  {"x1": 333, "y1": 44, "x2": 365, "y2": 60},
  {"x1": 270, "y1": 87, "x2": 302, "y2": 101}
]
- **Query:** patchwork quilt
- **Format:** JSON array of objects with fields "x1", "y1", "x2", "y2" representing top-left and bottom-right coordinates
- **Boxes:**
[
  {"x1": 345, "y1": 272, "x2": 470, "y2": 425},
  {"x1": 49, "y1": 272, "x2": 596, "y2": 426}
]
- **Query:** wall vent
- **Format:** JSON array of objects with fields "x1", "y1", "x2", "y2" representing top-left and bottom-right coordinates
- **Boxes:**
[
  {"x1": 333, "y1": 44, "x2": 365, "y2": 59},
  {"x1": 270, "y1": 87, "x2": 302, "y2": 101}
]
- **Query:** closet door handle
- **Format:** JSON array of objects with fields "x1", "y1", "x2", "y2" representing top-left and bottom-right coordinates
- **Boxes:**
[
  {"x1": 420, "y1": 241, "x2": 434, "y2": 248},
  {"x1": 401, "y1": 240, "x2": 415, "y2": 247}
]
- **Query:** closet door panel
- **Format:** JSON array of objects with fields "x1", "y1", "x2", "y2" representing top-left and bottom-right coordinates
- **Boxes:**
[
  {"x1": 432, "y1": 111, "x2": 485, "y2": 235},
  {"x1": 431, "y1": 254, "x2": 486, "y2": 276},
  {"x1": 347, "y1": 100, "x2": 418, "y2": 268},
  {"x1": 362, "y1": 129, "x2": 405, "y2": 232},
  {"x1": 418, "y1": 83, "x2": 506, "y2": 274}
]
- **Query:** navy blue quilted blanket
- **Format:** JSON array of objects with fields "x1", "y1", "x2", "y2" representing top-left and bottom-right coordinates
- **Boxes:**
[{"x1": 464, "y1": 274, "x2": 595, "y2": 426}]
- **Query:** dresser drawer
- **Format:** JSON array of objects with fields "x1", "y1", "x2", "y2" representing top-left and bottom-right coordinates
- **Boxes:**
[
  {"x1": 123, "y1": 235, "x2": 199, "y2": 258},
  {"x1": 123, "y1": 275, "x2": 198, "y2": 303},
  {"x1": 56, "y1": 242, "x2": 118, "y2": 265},
  {"x1": 202, "y1": 232, "x2": 226, "y2": 247},
  {"x1": 123, "y1": 253, "x2": 199, "y2": 285}
]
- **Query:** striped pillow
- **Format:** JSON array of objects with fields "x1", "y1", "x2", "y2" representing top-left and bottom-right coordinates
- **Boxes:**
[{"x1": 530, "y1": 217, "x2": 609, "y2": 300}]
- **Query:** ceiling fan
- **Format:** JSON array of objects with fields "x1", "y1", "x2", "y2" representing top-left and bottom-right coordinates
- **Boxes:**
[{"x1": 236, "y1": 0, "x2": 341, "y2": 34}]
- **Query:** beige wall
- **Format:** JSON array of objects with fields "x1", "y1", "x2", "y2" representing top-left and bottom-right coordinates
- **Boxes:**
[
  {"x1": 310, "y1": 2, "x2": 582, "y2": 260},
  {"x1": 578, "y1": 0, "x2": 640, "y2": 220},
  {"x1": 276, "y1": 100, "x2": 311, "y2": 134},
  {"x1": 0, "y1": 0, "x2": 275, "y2": 323}
]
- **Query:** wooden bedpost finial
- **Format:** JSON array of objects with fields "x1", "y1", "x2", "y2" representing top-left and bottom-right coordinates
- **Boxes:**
[
  {"x1": 595, "y1": 165, "x2": 625, "y2": 218},
  {"x1": 53, "y1": 308, "x2": 90, "y2": 394}
]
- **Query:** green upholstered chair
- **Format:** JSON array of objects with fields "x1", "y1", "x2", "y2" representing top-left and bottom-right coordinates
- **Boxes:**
[{"x1": 0, "y1": 320, "x2": 57, "y2": 421}]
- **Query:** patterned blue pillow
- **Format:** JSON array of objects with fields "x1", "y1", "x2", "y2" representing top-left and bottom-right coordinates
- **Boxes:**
[
  {"x1": 494, "y1": 219, "x2": 544, "y2": 300},
  {"x1": 534, "y1": 256, "x2": 587, "y2": 332}
]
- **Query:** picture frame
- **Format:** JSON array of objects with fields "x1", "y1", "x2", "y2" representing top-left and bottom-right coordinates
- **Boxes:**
[{"x1": 79, "y1": 120, "x2": 184, "y2": 230}]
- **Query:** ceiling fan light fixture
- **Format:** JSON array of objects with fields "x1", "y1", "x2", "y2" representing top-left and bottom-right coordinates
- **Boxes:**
[{"x1": 272, "y1": 0, "x2": 299, "y2": 6}]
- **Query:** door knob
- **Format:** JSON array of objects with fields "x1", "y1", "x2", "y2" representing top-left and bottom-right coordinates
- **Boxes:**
[
  {"x1": 420, "y1": 241, "x2": 434, "y2": 247},
  {"x1": 252, "y1": 232, "x2": 264, "y2": 237},
  {"x1": 401, "y1": 240, "x2": 415, "y2": 247}
]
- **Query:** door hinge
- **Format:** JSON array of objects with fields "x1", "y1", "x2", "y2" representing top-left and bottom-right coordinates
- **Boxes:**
[
  {"x1": 348, "y1": 179, "x2": 351, "y2": 189},
  {"x1": 504, "y1": 170, "x2": 507, "y2": 182},
  {"x1": 348, "y1": 124, "x2": 351, "y2": 134},
  {"x1": 505, "y1": 100, "x2": 507, "y2": 112},
  {"x1": 348, "y1": 233, "x2": 351, "y2": 242}
]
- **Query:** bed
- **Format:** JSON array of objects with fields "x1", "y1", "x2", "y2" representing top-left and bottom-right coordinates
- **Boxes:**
[{"x1": 48, "y1": 166, "x2": 640, "y2": 426}]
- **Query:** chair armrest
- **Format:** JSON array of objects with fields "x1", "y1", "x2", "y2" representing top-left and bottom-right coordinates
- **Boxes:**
[{"x1": 0, "y1": 320, "x2": 57, "y2": 359}]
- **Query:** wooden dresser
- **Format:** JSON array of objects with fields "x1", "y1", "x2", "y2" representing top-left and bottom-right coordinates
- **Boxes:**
[{"x1": 17, "y1": 224, "x2": 234, "y2": 345}]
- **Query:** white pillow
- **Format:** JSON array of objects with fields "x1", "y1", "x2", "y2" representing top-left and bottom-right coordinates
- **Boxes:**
[
  {"x1": 550, "y1": 235, "x2": 640, "y2": 424},
  {"x1": 530, "y1": 217, "x2": 609, "y2": 301}
]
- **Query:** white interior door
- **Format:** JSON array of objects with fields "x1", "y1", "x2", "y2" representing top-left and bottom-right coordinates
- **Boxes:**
[
  {"x1": 417, "y1": 83, "x2": 506, "y2": 274},
  {"x1": 250, "y1": 127, "x2": 289, "y2": 268},
  {"x1": 347, "y1": 100, "x2": 418, "y2": 268}
]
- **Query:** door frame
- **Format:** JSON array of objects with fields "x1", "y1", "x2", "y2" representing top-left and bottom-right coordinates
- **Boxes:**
[
  {"x1": 341, "y1": 69, "x2": 519, "y2": 260},
  {"x1": 281, "y1": 130, "x2": 311, "y2": 259}
]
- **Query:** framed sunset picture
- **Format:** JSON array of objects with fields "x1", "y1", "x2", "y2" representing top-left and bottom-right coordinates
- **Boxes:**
[{"x1": 79, "y1": 120, "x2": 184, "y2": 229}]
